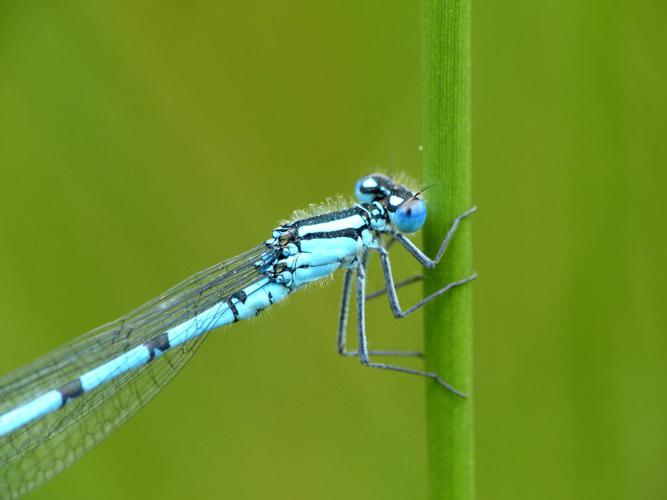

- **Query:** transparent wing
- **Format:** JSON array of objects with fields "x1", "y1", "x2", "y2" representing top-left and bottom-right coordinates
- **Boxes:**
[{"x1": 0, "y1": 243, "x2": 277, "y2": 498}]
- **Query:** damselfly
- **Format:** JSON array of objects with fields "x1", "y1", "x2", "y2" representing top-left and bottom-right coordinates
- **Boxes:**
[{"x1": 0, "y1": 173, "x2": 475, "y2": 498}]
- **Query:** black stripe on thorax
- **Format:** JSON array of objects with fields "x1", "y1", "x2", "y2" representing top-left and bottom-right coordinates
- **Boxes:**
[
  {"x1": 299, "y1": 228, "x2": 366, "y2": 241},
  {"x1": 291, "y1": 205, "x2": 369, "y2": 230}
]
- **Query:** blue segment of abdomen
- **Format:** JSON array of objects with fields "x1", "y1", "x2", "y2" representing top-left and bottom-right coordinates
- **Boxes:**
[
  {"x1": 167, "y1": 277, "x2": 287, "y2": 342},
  {"x1": 80, "y1": 345, "x2": 151, "y2": 392},
  {"x1": 167, "y1": 300, "x2": 235, "y2": 348},
  {"x1": 0, "y1": 390, "x2": 63, "y2": 436}
]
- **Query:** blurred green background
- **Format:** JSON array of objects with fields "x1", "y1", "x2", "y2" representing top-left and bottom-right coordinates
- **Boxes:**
[{"x1": 1, "y1": 1, "x2": 665, "y2": 499}]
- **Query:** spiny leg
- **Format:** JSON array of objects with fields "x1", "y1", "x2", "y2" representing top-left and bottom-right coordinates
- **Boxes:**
[
  {"x1": 336, "y1": 268, "x2": 355, "y2": 356},
  {"x1": 354, "y1": 263, "x2": 465, "y2": 397},
  {"x1": 337, "y1": 262, "x2": 421, "y2": 359},
  {"x1": 366, "y1": 275, "x2": 423, "y2": 301},
  {"x1": 392, "y1": 206, "x2": 477, "y2": 268},
  {"x1": 377, "y1": 246, "x2": 476, "y2": 319}
]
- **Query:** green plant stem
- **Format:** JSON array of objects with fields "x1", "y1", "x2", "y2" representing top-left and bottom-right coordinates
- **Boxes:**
[{"x1": 421, "y1": 0, "x2": 474, "y2": 499}]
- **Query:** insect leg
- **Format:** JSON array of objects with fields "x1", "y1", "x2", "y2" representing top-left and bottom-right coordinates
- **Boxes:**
[
  {"x1": 354, "y1": 263, "x2": 465, "y2": 397},
  {"x1": 337, "y1": 256, "x2": 421, "y2": 358},
  {"x1": 377, "y1": 246, "x2": 476, "y2": 319},
  {"x1": 392, "y1": 206, "x2": 477, "y2": 268}
]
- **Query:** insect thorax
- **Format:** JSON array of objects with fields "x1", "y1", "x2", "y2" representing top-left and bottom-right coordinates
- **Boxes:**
[{"x1": 263, "y1": 203, "x2": 388, "y2": 289}]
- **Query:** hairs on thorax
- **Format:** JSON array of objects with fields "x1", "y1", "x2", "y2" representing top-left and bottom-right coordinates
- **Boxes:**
[
  {"x1": 281, "y1": 171, "x2": 424, "y2": 225},
  {"x1": 283, "y1": 195, "x2": 355, "y2": 224}
]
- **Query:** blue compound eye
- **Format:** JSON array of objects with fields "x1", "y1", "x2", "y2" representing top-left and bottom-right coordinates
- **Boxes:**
[
  {"x1": 393, "y1": 199, "x2": 427, "y2": 233},
  {"x1": 355, "y1": 175, "x2": 379, "y2": 203}
]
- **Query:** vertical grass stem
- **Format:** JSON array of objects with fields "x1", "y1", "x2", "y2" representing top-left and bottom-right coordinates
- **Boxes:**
[{"x1": 421, "y1": 0, "x2": 474, "y2": 499}]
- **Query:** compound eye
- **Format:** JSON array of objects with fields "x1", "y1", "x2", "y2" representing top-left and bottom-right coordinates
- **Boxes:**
[
  {"x1": 393, "y1": 199, "x2": 427, "y2": 233},
  {"x1": 355, "y1": 174, "x2": 382, "y2": 203}
]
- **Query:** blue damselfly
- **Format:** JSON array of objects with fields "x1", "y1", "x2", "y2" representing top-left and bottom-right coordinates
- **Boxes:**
[{"x1": 0, "y1": 173, "x2": 475, "y2": 498}]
